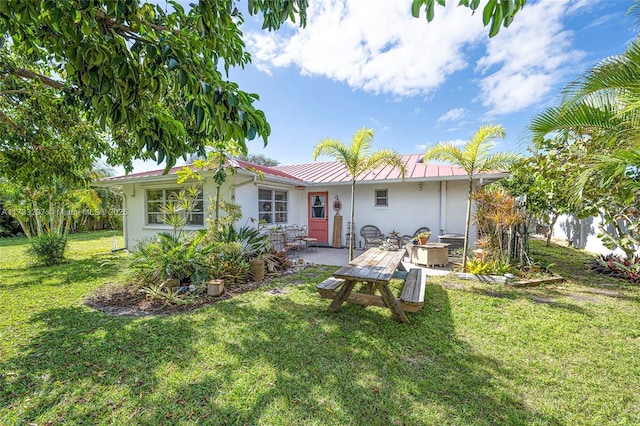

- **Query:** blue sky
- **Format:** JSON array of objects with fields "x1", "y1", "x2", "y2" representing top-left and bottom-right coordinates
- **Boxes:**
[{"x1": 123, "y1": 0, "x2": 637, "y2": 173}]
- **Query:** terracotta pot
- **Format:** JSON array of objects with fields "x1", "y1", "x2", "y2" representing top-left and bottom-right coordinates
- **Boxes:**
[{"x1": 418, "y1": 237, "x2": 428, "y2": 245}]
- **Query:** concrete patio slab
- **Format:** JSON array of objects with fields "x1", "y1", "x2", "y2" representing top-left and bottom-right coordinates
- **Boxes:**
[{"x1": 295, "y1": 246, "x2": 453, "y2": 276}]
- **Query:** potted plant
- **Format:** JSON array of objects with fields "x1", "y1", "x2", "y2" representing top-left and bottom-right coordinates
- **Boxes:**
[{"x1": 417, "y1": 231, "x2": 431, "y2": 245}]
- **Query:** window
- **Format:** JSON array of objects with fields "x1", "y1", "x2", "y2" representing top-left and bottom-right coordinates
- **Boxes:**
[
  {"x1": 146, "y1": 188, "x2": 204, "y2": 226},
  {"x1": 375, "y1": 189, "x2": 388, "y2": 207},
  {"x1": 259, "y1": 188, "x2": 288, "y2": 224}
]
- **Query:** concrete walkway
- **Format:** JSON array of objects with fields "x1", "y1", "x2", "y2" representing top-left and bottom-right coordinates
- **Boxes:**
[{"x1": 294, "y1": 246, "x2": 453, "y2": 276}]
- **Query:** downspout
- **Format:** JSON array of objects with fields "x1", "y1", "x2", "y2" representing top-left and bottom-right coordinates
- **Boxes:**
[
  {"x1": 439, "y1": 181, "x2": 447, "y2": 235},
  {"x1": 122, "y1": 192, "x2": 128, "y2": 250},
  {"x1": 230, "y1": 176, "x2": 257, "y2": 202}
]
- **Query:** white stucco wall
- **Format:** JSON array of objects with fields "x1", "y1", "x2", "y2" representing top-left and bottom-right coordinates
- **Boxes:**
[
  {"x1": 306, "y1": 179, "x2": 473, "y2": 248},
  {"x1": 120, "y1": 176, "x2": 225, "y2": 249},
  {"x1": 115, "y1": 172, "x2": 476, "y2": 250},
  {"x1": 552, "y1": 213, "x2": 639, "y2": 256}
]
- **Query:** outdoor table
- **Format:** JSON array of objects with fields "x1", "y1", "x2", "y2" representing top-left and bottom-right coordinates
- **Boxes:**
[{"x1": 326, "y1": 247, "x2": 410, "y2": 323}]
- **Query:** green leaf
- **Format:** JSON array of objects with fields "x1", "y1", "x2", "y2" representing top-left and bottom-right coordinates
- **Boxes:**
[
  {"x1": 228, "y1": 92, "x2": 238, "y2": 107},
  {"x1": 168, "y1": 58, "x2": 179, "y2": 71},
  {"x1": 178, "y1": 69, "x2": 187, "y2": 87},
  {"x1": 411, "y1": 0, "x2": 422, "y2": 18},
  {"x1": 426, "y1": 2, "x2": 435, "y2": 22},
  {"x1": 194, "y1": 105, "x2": 204, "y2": 130},
  {"x1": 488, "y1": 5, "x2": 503, "y2": 37},
  {"x1": 483, "y1": 0, "x2": 496, "y2": 26}
]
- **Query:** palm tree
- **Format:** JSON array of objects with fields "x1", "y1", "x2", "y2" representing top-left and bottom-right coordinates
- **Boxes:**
[
  {"x1": 528, "y1": 40, "x2": 640, "y2": 259},
  {"x1": 423, "y1": 124, "x2": 520, "y2": 272},
  {"x1": 313, "y1": 128, "x2": 406, "y2": 261}
]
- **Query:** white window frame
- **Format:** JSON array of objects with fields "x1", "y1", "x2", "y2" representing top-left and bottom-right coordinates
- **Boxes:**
[
  {"x1": 145, "y1": 187, "x2": 204, "y2": 226},
  {"x1": 375, "y1": 188, "x2": 388, "y2": 207},
  {"x1": 258, "y1": 188, "x2": 289, "y2": 224}
]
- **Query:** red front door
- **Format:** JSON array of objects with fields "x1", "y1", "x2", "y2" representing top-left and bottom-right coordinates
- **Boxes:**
[{"x1": 308, "y1": 192, "x2": 328, "y2": 243}]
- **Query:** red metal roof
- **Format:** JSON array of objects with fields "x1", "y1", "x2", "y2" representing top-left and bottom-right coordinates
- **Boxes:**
[
  {"x1": 274, "y1": 154, "x2": 471, "y2": 183},
  {"x1": 101, "y1": 154, "x2": 502, "y2": 184},
  {"x1": 101, "y1": 158, "x2": 305, "y2": 183}
]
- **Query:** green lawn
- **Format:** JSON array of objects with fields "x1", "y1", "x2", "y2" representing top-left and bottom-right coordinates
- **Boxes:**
[{"x1": 1, "y1": 232, "x2": 639, "y2": 425}]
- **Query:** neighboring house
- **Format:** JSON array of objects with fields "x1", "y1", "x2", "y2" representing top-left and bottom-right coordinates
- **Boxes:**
[{"x1": 97, "y1": 154, "x2": 507, "y2": 250}]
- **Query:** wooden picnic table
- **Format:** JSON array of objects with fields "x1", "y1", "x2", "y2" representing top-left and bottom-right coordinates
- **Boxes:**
[{"x1": 317, "y1": 247, "x2": 425, "y2": 323}]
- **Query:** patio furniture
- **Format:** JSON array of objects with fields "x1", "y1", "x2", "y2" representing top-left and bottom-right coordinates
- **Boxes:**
[
  {"x1": 438, "y1": 233, "x2": 465, "y2": 254},
  {"x1": 282, "y1": 227, "x2": 300, "y2": 257},
  {"x1": 360, "y1": 225, "x2": 385, "y2": 248},
  {"x1": 401, "y1": 227, "x2": 431, "y2": 245},
  {"x1": 316, "y1": 247, "x2": 425, "y2": 323},
  {"x1": 406, "y1": 242, "x2": 450, "y2": 267},
  {"x1": 289, "y1": 225, "x2": 319, "y2": 252}
]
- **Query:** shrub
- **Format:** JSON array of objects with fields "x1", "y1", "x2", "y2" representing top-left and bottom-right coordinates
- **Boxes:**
[
  {"x1": 464, "y1": 257, "x2": 514, "y2": 275},
  {"x1": 209, "y1": 242, "x2": 251, "y2": 284},
  {"x1": 131, "y1": 231, "x2": 217, "y2": 284},
  {"x1": 214, "y1": 224, "x2": 270, "y2": 260},
  {"x1": 26, "y1": 233, "x2": 68, "y2": 265},
  {"x1": 591, "y1": 254, "x2": 640, "y2": 284}
]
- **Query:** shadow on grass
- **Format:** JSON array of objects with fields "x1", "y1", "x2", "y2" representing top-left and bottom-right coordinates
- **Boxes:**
[
  {"x1": 1, "y1": 252, "x2": 126, "y2": 290},
  {"x1": 1, "y1": 275, "x2": 561, "y2": 424},
  {"x1": 139, "y1": 284, "x2": 561, "y2": 425},
  {"x1": 0, "y1": 306, "x2": 198, "y2": 423}
]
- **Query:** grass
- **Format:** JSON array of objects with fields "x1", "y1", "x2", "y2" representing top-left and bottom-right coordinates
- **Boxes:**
[{"x1": 1, "y1": 232, "x2": 640, "y2": 425}]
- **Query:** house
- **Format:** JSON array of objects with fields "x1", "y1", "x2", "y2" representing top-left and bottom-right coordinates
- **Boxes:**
[{"x1": 97, "y1": 154, "x2": 508, "y2": 250}]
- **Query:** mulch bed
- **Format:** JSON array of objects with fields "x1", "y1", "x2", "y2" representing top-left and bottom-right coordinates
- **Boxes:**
[{"x1": 85, "y1": 262, "x2": 328, "y2": 316}]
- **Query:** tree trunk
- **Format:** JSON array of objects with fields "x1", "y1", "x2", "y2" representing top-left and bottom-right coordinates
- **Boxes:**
[
  {"x1": 546, "y1": 214, "x2": 559, "y2": 247},
  {"x1": 462, "y1": 179, "x2": 473, "y2": 272},
  {"x1": 349, "y1": 179, "x2": 356, "y2": 262},
  {"x1": 214, "y1": 184, "x2": 221, "y2": 232}
]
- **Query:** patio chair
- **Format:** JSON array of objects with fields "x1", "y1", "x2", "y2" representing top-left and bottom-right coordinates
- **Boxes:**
[
  {"x1": 282, "y1": 227, "x2": 300, "y2": 257},
  {"x1": 360, "y1": 225, "x2": 385, "y2": 249},
  {"x1": 402, "y1": 227, "x2": 431, "y2": 245}
]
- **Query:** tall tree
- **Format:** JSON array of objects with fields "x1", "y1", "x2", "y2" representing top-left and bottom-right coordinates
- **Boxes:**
[
  {"x1": 411, "y1": 0, "x2": 527, "y2": 37},
  {"x1": 0, "y1": 1, "x2": 308, "y2": 171},
  {"x1": 423, "y1": 124, "x2": 520, "y2": 272},
  {"x1": 499, "y1": 147, "x2": 575, "y2": 247},
  {"x1": 530, "y1": 40, "x2": 640, "y2": 257},
  {"x1": 313, "y1": 128, "x2": 406, "y2": 261},
  {"x1": 177, "y1": 139, "x2": 247, "y2": 232},
  {"x1": 236, "y1": 153, "x2": 280, "y2": 167}
]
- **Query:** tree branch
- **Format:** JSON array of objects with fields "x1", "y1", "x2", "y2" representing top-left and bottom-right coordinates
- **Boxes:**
[
  {"x1": 12, "y1": 67, "x2": 65, "y2": 90},
  {"x1": 0, "y1": 110, "x2": 23, "y2": 133}
]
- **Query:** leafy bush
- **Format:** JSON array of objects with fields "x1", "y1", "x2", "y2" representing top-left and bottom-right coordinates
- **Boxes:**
[
  {"x1": 209, "y1": 242, "x2": 251, "y2": 284},
  {"x1": 215, "y1": 224, "x2": 270, "y2": 260},
  {"x1": 131, "y1": 231, "x2": 217, "y2": 284},
  {"x1": 464, "y1": 257, "x2": 514, "y2": 276},
  {"x1": 26, "y1": 233, "x2": 68, "y2": 265},
  {"x1": 139, "y1": 282, "x2": 199, "y2": 305},
  {"x1": 591, "y1": 254, "x2": 640, "y2": 284}
]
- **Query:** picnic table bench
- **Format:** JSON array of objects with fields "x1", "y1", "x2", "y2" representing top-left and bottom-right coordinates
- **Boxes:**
[{"x1": 316, "y1": 248, "x2": 426, "y2": 323}]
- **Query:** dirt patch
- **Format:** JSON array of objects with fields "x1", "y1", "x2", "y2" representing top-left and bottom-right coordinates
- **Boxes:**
[
  {"x1": 484, "y1": 291, "x2": 515, "y2": 299},
  {"x1": 442, "y1": 282, "x2": 467, "y2": 290},
  {"x1": 529, "y1": 295, "x2": 557, "y2": 304},
  {"x1": 565, "y1": 293, "x2": 603, "y2": 304},
  {"x1": 265, "y1": 288, "x2": 290, "y2": 295}
]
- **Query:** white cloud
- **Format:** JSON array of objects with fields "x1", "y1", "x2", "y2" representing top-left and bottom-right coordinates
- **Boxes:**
[
  {"x1": 437, "y1": 108, "x2": 466, "y2": 123},
  {"x1": 245, "y1": 0, "x2": 591, "y2": 115},
  {"x1": 245, "y1": 0, "x2": 486, "y2": 97},
  {"x1": 476, "y1": 0, "x2": 589, "y2": 115}
]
